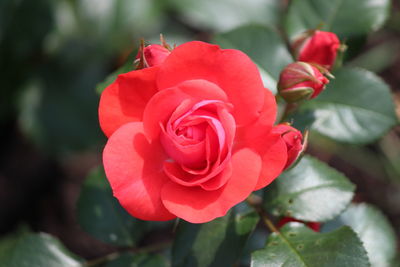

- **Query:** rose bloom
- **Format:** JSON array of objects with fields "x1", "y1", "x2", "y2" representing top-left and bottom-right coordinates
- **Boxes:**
[
  {"x1": 99, "y1": 41, "x2": 291, "y2": 223},
  {"x1": 295, "y1": 30, "x2": 340, "y2": 70}
]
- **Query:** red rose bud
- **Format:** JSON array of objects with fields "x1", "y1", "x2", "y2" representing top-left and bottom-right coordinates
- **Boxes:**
[
  {"x1": 277, "y1": 217, "x2": 321, "y2": 232},
  {"x1": 136, "y1": 44, "x2": 170, "y2": 68},
  {"x1": 278, "y1": 62, "x2": 329, "y2": 102},
  {"x1": 273, "y1": 124, "x2": 304, "y2": 169},
  {"x1": 294, "y1": 30, "x2": 340, "y2": 70}
]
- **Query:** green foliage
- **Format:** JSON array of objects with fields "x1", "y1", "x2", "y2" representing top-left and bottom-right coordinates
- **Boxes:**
[
  {"x1": 77, "y1": 167, "x2": 149, "y2": 247},
  {"x1": 18, "y1": 48, "x2": 107, "y2": 154},
  {"x1": 251, "y1": 223, "x2": 370, "y2": 267},
  {"x1": 213, "y1": 25, "x2": 292, "y2": 94},
  {"x1": 104, "y1": 253, "x2": 168, "y2": 267},
  {"x1": 285, "y1": 0, "x2": 391, "y2": 39},
  {"x1": 166, "y1": 0, "x2": 282, "y2": 32},
  {"x1": 0, "y1": 0, "x2": 53, "y2": 123},
  {"x1": 172, "y1": 210, "x2": 259, "y2": 267},
  {"x1": 291, "y1": 67, "x2": 398, "y2": 144},
  {"x1": 264, "y1": 155, "x2": 355, "y2": 222},
  {"x1": 0, "y1": 231, "x2": 82, "y2": 267},
  {"x1": 324, "y1": 203, "x2": 397, "y2": 267}
]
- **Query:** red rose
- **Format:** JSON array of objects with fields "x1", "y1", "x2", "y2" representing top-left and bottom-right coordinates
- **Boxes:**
[
  {"x1": 278, "y1": 62, "x2": 329, "y2": 102},
  {"x1": 136, "y1": 44, "x2": 171, "y2": 68},
  {"x1": 273, "y1": 124, "x2": 303, "y2": 169},
  {"x1": 99, "y1": 41, "x2": 289, "y2": 223},
  {"x1": 295, "y1": 30, "x2": 340, "y2": 70}
]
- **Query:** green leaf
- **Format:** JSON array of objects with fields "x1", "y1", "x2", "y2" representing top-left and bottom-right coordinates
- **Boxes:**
[
  {"x1": 291, "y1": 67, "x2": 398, "y2": 144},
  {"x1": 104, "y1": 253, "x2": 168, "y2": 267},
  {"x1": 323, "y1": 203, "x2": 397, "y2": 267},
  {"x1": 166, "y1": 0, "x2": 282, "y2": 32},
  {"x1": 285, "y1": 0, "x2": 391, "y2": 39},
  {"x1": 0, "y1": 0, "x2": 53, "y2": 123},
  {"x1": 0, "y1": 231, "x2": 82, "y2": 267},
  {"x1": 74, "y1": 0, "x2": 165, "y2": 50},
  {"x1": 213, "y1": 25, "x2": 293, "y2": 94},
  {"x1": 264, "y1": 155, "x2": 355, "y2": 222},
  {"x1": 172, "y1": 210, "x2": 259, "y2": 267},
  {"x1": 251, "y1": 223, "x2": 370, "y2": 267},
  {"x1": 347, "y1": 40, "x2": 400, "y2": 73},
  {"x1": 18, "y1": 41, "x2": 109, "y2": 154},
  {"x1": 77, "y1": 166, "x2": 148, "y2": 247}
]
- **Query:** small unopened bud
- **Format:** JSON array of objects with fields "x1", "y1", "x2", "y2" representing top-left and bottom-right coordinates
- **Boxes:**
[
  {"x1": 272, "y1": 123, "x2": 305, "y2": 169},
  {"x1": 292, "y1": 30, "x2": 340, "y2": 70},
  {"x1": 135, "y1": 44, "x2": 170, "y2": 69},
  {"x1": 278, "y1": 62, "x2": 329, "y2": 103},
  {"x1": 135, "y1": 35, "x2": 173, "y2": 69}
]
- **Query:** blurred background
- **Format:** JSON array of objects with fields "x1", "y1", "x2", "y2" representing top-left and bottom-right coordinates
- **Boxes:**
[{"x1": 0, "y1": 0, "x2": 399, "y2": 261}]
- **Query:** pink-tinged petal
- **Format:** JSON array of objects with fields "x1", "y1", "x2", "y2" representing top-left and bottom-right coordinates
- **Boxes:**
[
  {"x1": 156, "y1": 41, "x2": 265, "y2": 126},
  {"x1": 199, "y1": 162, "x2": 233, "y2": 191},
  {"x1": 160, "y1": 122, "x2": 207, "y2": 168},
  {"x1": 161, "y1": 148, "x2": 261, "y2": 223},
  {"x1": 143, "y1": 79, "x2": 228, "y2": 140},
  {"x1": 103, "y1": 122, "x2": 175, "y2": 221},
  {"x1": 99, "y1": 67, "x2": 159, "y2": 137}
]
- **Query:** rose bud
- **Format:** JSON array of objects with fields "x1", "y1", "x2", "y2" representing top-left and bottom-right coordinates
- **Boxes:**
[
  {"x1": 277, "y1": 217, "x2": 321, "y2": 232},
  {"x1": 135, "y1": 44, "x2": 171, "y2": 68},
  {"x1": 278, "y1": 62, "x2": 329, "y2": 102},
  {"x1": 272, "y1": 123, "x2": 304, "y2": 169},
  {"x1": 293, "y1": 30, "x2": 340, "y2": 70}
]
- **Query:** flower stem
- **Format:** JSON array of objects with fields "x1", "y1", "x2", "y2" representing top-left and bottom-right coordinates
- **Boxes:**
[
  {"x1": 84, "y1": 252, "x2": 120, "y2": 267},
  {"x1": 280, "y1": 102, "x2": 298, "y2": 123},
  {"x1": 83, "y1": 241, "x2": 171, "y2": 266},
  {"x1": 246, "y1": 195, "x2": 280, "y2": 234}
]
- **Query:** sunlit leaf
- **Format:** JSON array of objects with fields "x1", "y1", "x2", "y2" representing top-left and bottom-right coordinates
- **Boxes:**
[
  {"x1": 264, "y1": 155, "x2": 355, "y2": 222},
  {"x1": 252, "y1": 223, "x2": 370, "y2": 267}
]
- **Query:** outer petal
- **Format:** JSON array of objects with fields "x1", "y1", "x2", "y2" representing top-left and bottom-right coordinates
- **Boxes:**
[
  {"x1": 234, "y1": 89, "x2": 285, "y2": 189},
  {"x1": 99, "y1": 67, "x2": 159, "y2": 137},
  {"x1": 156, "y1": 41, "x2": 265, "y2": 126},
  {"x1": 103, "y1": 122, "x2": 175, "y2": 221},
  {"x1": 254, "y1": 134, "x2": 287, "y2": 189},
  {"x1": 161, "y1": 148, "x2": 261, "y2": 223},
  {"x1": 143, "y1": 79, "x2": 228, "y2": 140},
  {"x1": 257, "y1": 89, "x2": 278, "y2": 127},
  {"x1": 235, "y1": 127, "x2": 287, "y2": 190}
]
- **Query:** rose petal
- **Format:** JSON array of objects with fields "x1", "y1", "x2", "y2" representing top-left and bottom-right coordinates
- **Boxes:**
[
  {"x1": 143, "y1": 79, "x2": 228, "y2": 140},
  {"x1": 199, "y1": 162, "x2": 233, "y2": 191},
  {"x1": 103, "y1": 122, "x2": 175, "y2": 221},
  {"x1": 156, "y1": 41, "x2": 265, "y2": 126},
  {"x1": 258, "y1": 89, "x2": 278, "y2": 127},
  {"x1": 255, "y1": 134, "x2": 287, "y2": 189},
  {"x1": 235, "y1": 124, "x2": 288, "y2": 190},
  {"x1": 161, "y1": 148, "x2": 261, "y2": 223},
  {"x1": 99, "y1": 67, "x2": 159, "y2": 137}
]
